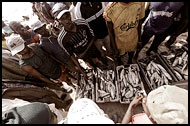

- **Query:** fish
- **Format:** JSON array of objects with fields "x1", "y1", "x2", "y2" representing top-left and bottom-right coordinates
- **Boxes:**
[
  {"x1": 120, "y1": 69, "x2": 125, "y2": 81},
  {"x1": 181, "y1": 51, "x2": 187, "y2": 59},
  {"x1": 182, "y1": 63, "x2": 187, "y2": 72},
  {"x1": 151, "y1": 61, "x2": 160, "y2": 71},
  {"x1": 98, "y1": 89, "x2": 110, "y2": 98},
  {"x1": 165, "y1": 54, "x2": 175, "y2": 60},
  {"x1": 110, "y1": 86, "x2": 116, "y2": 99},
  {"x1": 100, "y1": 80, "x2": 104, "y2": 90},
  {"x1": 172, "y1": 57, "x2": 179, "y2": 67},
  {"x1": 174, "y1": 70, "x2": 183, "y2": 80},
  {"x1": 163, "y1": 75, "x2": 169, "y2": 85},
  {"x1": 147, "y1": 70, "x2": 151, "y2": 78},
  {"x1": 124, "y1": 85, "x2": 134, "y2": 98},
  {"x1": 121, "y1": 88, "x2": 126, "y2": 97},
  {"x1": 146, "y1": 63, "x2": 152, "y2": 71},
  {"x1": 178, "y1": 57, "x2": 182, "y2": 65}
]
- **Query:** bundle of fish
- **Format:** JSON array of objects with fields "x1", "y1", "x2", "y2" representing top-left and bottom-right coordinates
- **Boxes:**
[
  {"x1": 96, "y1": 67, "x2": 119, "y2": 103},
  {"x1": 117, "y1": 64, "x2": 144, "y2": 104},
  {"x1": 140, "y1": 60, "x2": 173, "y2": 90},
  {"x1": 77, "y1": 70, "x2": 95, "y2": 101},
  {"x1": 163, "y1": 51, "x2": 188, "y2": 80}
]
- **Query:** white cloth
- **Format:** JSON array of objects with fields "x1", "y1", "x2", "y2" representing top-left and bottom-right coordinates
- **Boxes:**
[
  {"x1": 146, "y1": 85, "x2": 188, "y2": 124},
  {"x1": 65, "y1": 98, "x2": 114, "y2": 124}
]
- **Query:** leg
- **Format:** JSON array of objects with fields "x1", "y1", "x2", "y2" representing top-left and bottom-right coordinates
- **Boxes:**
[
  {"x1": 120, "y1": 52, "x2": 129, "y2": 65},
  {"x1": 146, "y1": 33, "x2": 168, "y2": 55},
  {"x1": 128, "y1": 51, "x2": 135, "y2": 64}
]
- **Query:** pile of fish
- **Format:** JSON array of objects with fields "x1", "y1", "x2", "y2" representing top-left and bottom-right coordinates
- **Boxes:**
[
  {"x1": 76, "y1": 70, "x2": 95, "y2": 101},
  {"x1": 163, "y1": 51, "x2": 188, "y2": 80},
  {"x1": 96, "y1": 68, "x2": 119, "y2": 102},
  {"x1": 140, "y1": 60, "x2": 173, "y2": 90},
  {"x1": 117, "y1": 64, "x2": 145, "y2": 103}
]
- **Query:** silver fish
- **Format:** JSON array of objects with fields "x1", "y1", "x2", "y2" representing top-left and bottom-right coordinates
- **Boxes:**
[
  {"x1": 174, "y1": 70, "x2": 183, "y2": 80},
  {"x1": 163, "y1": 75, "x2": 169, "y2": 85},
  {"x1": 98, "y1": 89, "x2": 110, "y2": 98},
  {"x1": 178, "y1": 57, "x2": 182, "y2": 65},
  {"x1": 182, "y1": 63, "x2": 187, "y2": 72},
  {"x1": 151, "y1": 61, "x2": 160, "y2": 71},
  {"x1": 181, "y1": 51, "x2": 187, "y2": 59},
  {"x1": 146, "y1": 63, "x2": 152, "y2": 71},
  {"x1": 100, "y1": 80, "x2": 104, "y2": 90},
  {"x1": 110, "y1": 86, "x2": 116, "y2": 99},
  {"x1": 124, "y1": 85, "x2": 134, "y2": 98},
  {"x1": 172, "y1": 57, "x2": 179, "y2": 67}
]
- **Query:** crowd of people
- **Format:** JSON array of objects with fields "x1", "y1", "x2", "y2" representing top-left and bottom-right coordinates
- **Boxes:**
[{"x1": 2, "y1": 2, "x2": 188, "y2": 124}]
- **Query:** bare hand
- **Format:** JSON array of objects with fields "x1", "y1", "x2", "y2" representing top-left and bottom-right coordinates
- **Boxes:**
[{"x1": 130, "y1": 95, "x2": 143, "y2": 108}]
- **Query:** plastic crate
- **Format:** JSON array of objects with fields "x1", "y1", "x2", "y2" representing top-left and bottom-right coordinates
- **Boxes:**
[
  {"x1": 116, "y1": 64, "x2": 146, "y2": 104},
  {"x1": 137, "y1": 54, "x2": 178, "y2": 91},
  {"x1": 95, "y1": 66, "x2": 119, "y2": 103},
  {"x1": 77, "y1": 69, "x2": 96, "y2": 101},
  {"x1": 159, "y1": 48, "x2": 188, "y2": 81}
]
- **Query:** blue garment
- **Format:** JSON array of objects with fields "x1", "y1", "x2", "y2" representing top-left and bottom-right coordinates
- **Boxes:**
[
  {"x1": 144, "y1": 2, "x2": 184, "y2": 34},
  {"x1": 40, "y1": 36, "x2": 71, "y2": 64}
]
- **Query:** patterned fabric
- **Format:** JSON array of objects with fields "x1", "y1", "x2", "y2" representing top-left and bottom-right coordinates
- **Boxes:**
[{"x1": 57, "y1": 18, "x2": 94, "y2": 56}]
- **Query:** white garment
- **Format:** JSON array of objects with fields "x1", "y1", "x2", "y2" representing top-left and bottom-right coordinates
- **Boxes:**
[{"x1": 65, "y1": 98, "x2": 114, "y2": 124}]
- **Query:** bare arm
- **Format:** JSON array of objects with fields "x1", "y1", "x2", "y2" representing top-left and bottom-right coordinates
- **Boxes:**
[
  {"x1": 71, "y1": 55, "x2": 87, "y2": 80},
  {"x1": 121, "y1": 95, "x2": 143, "y2": 124},
  {"x1": 106, "y1": 21, "x2": 119, "y2": 57},
  {"x1": 21, "y1": 65, "x2": 66, "y2": 91}
]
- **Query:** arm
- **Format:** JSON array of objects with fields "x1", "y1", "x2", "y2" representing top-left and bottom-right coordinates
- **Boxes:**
[
  {"x1": 106, "y1": 21, "x2": 119, "y2": 57},
  {"x1": 121, "y1": 95, "x2": 143, "y2": 124},
  {"x1": 71, "y1": 55, "x2": 87, "y2": 80},
  {"x1": 21, "y1": 65, "x2": 66, "y2": 91}
]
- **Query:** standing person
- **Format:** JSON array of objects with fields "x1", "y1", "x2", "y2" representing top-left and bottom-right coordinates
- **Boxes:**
[
  {"x1": 138, "y1": 2, "x2": 185, "y2": 56},
  {"x1": 104, "y1": 2, "x2": 145, "y2": 65},
  {"x1": 165, "y1": 2, "x2": 188, "y2": 48},
  {"x1": 56, "y1": 5, "x2": 106, "y2": 68},
  {"x1": 6, "y1": 34, "x2": 72, "y2": 93},
  {"x1": 9, "y1": 21, "x2": 40, "y2": 45},
  {"x1": 121, "y1": 85, "x2": 188, "y2": 124},
  {"x1": 75, "y1": 2, "x2": 113, "y2": 60}
]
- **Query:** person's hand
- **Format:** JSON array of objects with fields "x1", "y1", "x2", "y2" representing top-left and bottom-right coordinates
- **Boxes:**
[{"x1": 130, "y1": 95, "x2": 143, "y2": 109}]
